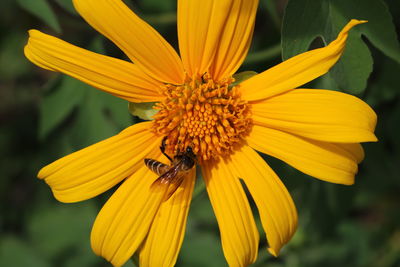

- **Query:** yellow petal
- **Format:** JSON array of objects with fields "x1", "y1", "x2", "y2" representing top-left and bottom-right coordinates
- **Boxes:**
[
  {"x1": 338, "y1": 143, "x2": 365, "y2": 163},
  {"x1": 202, "y1": 159, "x2": 259, "y2": 266},
  {"x1": 25, "y1": 30, "x2": 163, "y2": 103},
  {"x1": 251, "y1": 88, "x2": 377, "y2": 143},
  {"x1": 209, "y1": 0, "x2": 259, "y2": 81},
  {"x1": 241, "y1": 19, "x2": 366, "y2": 101},
  {"x1": 38, "y1": 122, "x2": 162, "y2": 202},
  {"x1": 248, "y1": 125, "x2": 361, "y2": 185},
  {"x1": 73, "y1": 0, "x2": 185, "y2": 84},
  {"x1": 229, "y1": 145, "x2": 298, "y2": 256},
  {"x1": 178, "y1": 0, "x2": 233, "y2": 77},
  {"x1": 91, "y1": 157, "x2": 167, "y2": 267},
  {"x1": 139, "y1": 168, "x2": 196, "y2": 267}
]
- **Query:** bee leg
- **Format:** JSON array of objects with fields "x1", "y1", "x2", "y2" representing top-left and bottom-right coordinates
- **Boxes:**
[{"x1": 160, "y1": 136, "x2": 173, "y2": 162}]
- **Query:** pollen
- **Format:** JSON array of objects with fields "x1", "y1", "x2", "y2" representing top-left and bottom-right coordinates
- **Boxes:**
[{"x1": 152, "y1": 73, "x2": 252, "y2": 161}]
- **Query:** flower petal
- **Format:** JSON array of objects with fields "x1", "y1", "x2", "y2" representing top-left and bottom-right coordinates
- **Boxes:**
[
  {"x1": 240, "y1": 19, "x2": 366, "y2": 101},
  {"x1": 229, "y1": 145, "x2": 298, "y2": 256},
  {"x1": 38, "y1": 122, "x2": 162, "y2": 203},
  {"x1": 25, "y1": 30, "x2": 163, "y2": 103},
  {"x1": 338, "y1": 143, "x2": 365, "y2": 163},
  {"x1": 139, "y1": 168, "x2": 196, "y2": 267},
  {"x1": 73, "y1": 0, "x2": 185, "y2": 84},
  {"x1": 91, "y1": 157, "x2": 167, "y2": 267},
  {"x1": 209, "y1": 0, "x2": 259, "y2": 81},
  {"x1": 202, "y1": 159, "x2": 259, "y2": 266},
  {"x1": 247, "y1": 125, "x2": 361, "y2": 185},
  {"x1": 251, "y1": 88, "x2": 377, "y2": 143},
  {"x1": 178, "y1": 0, "x2": 233, "y2": 77}
]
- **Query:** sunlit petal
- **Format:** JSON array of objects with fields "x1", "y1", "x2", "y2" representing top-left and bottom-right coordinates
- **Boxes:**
[
  {"x1": 210, "y1": 0, "x2": 259, "y2": 81},
  {"x1": 202, "y1": 159, "x2": 259, "y2": 266},
  {"x1": 73, "y1": 0, "x2": 185, "y2": 84},
  {"x1": 248, "y1": 125, "x2": 361, "y2": 185},
  {"x1": 251, "y1": 88, "x2": 377, "y2": 143},
  {"x1": 38, "y1": 122, "x2": 162, "y2": 202},
  {"x1": 178, "y1": 0, "x2": 233, "y2": 77},
  {"x1": 91, "y1": 151, "x2": 167, "y2": 267},
  {"x1": 25, "y1": 30, "x2": 163, "y2": 103},
  {"x1": 241, "y1": 20, "x2": 366, "y2": 101},
  {"x1": 229, "y1": 145, "x2": 298, "y2": 256},
  {"x1": 139, "y1": 169, "x2": 196, "y2": 267}
]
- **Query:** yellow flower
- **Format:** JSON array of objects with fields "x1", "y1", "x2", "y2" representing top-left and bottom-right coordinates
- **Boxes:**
[{"x1": 24, "y1": 0, "x2": 377, "y2": 266}]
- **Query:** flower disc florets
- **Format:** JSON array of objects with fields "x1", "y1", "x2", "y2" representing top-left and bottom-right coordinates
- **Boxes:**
[{"x1": 152, "y1": 73, "x2": 252, "y2": 161}]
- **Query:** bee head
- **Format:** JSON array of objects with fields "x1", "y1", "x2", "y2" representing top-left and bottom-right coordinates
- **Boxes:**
[
  {"x1": 178, "y1": 146, "x2": 196, "y2": 170},
  {"x1": 186, "y1": 146, "x2": 196, "y2": 159}
]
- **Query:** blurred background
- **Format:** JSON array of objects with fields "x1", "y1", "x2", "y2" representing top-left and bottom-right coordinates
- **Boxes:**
[{"x1": 1, "y1": 0, "x2": 399, "y2": 266}]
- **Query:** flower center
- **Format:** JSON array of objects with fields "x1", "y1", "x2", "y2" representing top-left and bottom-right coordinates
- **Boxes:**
[{"x1": 152, "y1": 73, "x2": 252, "y2": 161}]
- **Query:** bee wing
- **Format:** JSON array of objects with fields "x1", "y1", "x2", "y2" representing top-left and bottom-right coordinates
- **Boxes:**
[
  {"x1": 164, "y1": 174, "x2": 185, "y2": 201},
  {"x1": 150, "y1": 163, "x2": 185, "y2": 201}
]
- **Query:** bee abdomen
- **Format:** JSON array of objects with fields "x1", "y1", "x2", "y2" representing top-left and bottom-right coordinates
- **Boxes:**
[{"x1": 144, "y1": 158, "x2": 169, "y2": 176}]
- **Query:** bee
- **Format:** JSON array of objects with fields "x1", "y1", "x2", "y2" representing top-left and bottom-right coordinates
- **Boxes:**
[{"x1": 144, "y1": 137, "x2": 196, "y2": 199}]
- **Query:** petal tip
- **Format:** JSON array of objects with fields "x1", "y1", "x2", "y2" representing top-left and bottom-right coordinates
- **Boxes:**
[
  {"x1": 51, "y1": 190, "x2": 76, "y2": 203},
  {"x1": 27, "y1": 29, "x2": 38, "y2": 36},
  {"x1": 268, "y1": 247, "x2": 279, "y2": 257},
  {"x1": 350, "y1": 19, "x2": 368, "y2": 25},
  {"x1": 37, "y1": 168, "x2": 46, "y2": 179},
  {"x1": 370, "y1": 135, "x2": 379, "y2": 142}
]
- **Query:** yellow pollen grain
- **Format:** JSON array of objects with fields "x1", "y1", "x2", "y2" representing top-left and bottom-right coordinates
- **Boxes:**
[{"x1": 152, "y1": 73, "x2": 252, "y2": 161}]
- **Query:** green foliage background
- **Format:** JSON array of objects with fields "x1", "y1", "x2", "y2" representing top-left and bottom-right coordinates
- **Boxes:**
[{"x1": 1, "y1": 0, "x2": 400, "y2": 266}]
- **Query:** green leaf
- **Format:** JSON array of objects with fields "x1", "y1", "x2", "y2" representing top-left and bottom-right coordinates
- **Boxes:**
[
  {"x1": 100, "y1": 91, "x2": 132, "y2": 129},
  {"x1": 366, "y1": 57, "x2": 400, "y2": 106},
  {"x1": 332, "y1": 0, "x2": 400, "y2": 63},
  {"x1": 54, "y1": 0, "x2": 78, "y2": 15},
  {"x1": 0, "y1": 236, "x2": 50, "y2": 267},
  {"x1": 329, "y1": 31, "x2": 373, "y2": 94},
  {"x1": 282, "y1": 0, "x2": 400, "y2": 94},
  {"x1": 0, "y1": 32, "x2": 31, "y2": 79},
  {"x1": 128, "y1": 102, "x2": 157, "y2": 121},
  {"x1": 17, "y1": 0, "x2": 61, "y2": 33},
  {"x1": 27, "y1": 202, "x2": 97, "y2": 260},
  {"x1": 180, "y1": 223, "x2": 226, "y2": 267},
  {"x1": 68, "y1": 88, "x2": 119, "y2": 147},
  {"x1": 39, "y1": 75, "x2": 86, "y2": 140},
  {"x1": 39, "y1": 38, "x2": 126, "y2": 145}
]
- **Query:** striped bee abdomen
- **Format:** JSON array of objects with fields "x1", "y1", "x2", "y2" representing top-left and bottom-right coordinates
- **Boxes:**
[{"x1": 144, "y1": 158, "x2": 169, "y2": 176}]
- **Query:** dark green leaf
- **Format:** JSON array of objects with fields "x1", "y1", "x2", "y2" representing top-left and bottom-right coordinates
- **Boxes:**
[
  {"x1": 282, "y1": 0, "x2": 400, "y2": 94},
  {"x1": 68, "y1": 88, "x2": 119, "y2": 147},
  {"x1": 100, "y1": 92, "x2": 132, "y2": 129},
  {"x1": 332, "y1": 0, "x2": 400, "y2": 63},
  {"x1": 366, "y1": 58, "x2": 400, "y2": 106},
  {"x1": 282, "y1": 0, "x2": 329, "y2": 60},
  {"x1": 0, "y1": 32, "x2": 31, "y2": 79},
  {"x1": 27, "y1": 202, "x2": 97, "y2": 259},
  {"x1": 329, "y1": 32, "x2": 373, "y2": 94},
  {"x1": 0, "y1": 236, "x2": 50, "y2": 267},
  {"x1": 39, "y1": 38, "x2": 129, "y2": 146},
  {"x1": 39, "y1": 75, "x2": 86, "y2": 140},
  {"x1": 180, "y1": 228, "x2": 225, "y2": 267},
  {"x1": 54, "y1": 0, "x2": 78, "y2": 15},
  {"x1": 17, "y1": 0, "x2": 61, "y2": 33}
]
